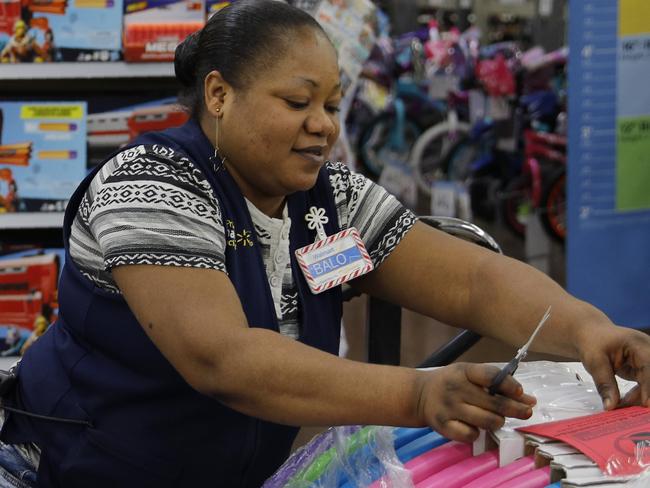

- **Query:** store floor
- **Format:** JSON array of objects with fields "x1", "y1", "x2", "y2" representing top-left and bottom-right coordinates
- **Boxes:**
[{"x1": 292, "y1": 216, "x2": 570, "y2": 451}]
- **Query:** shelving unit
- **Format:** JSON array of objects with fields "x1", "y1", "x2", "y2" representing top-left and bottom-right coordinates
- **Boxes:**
[
  {"x1": 0, "y1": 214, "x2": 66, "y2": 250},
  {"x1": 0, "y1": 62, "x2": 175, "y2": 81},
  {"x1": 1, "y1": 62, "x2": 179, "y2": 94},
  {"x1": 0, "y1": 213, "x2": 64, "y2": 229},
  {"x1": 1, "y1": 62, "x2": 180, "y2": 247}
]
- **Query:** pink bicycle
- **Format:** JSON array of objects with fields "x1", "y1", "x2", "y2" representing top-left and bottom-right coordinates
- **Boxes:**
[{"x1": 501, "y1": 129, "x2": 567, "y2": 242}]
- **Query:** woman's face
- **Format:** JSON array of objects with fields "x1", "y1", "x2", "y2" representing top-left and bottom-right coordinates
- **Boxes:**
[{"x1": 218, "y1": 28, "x2": 342, "y2": 214}]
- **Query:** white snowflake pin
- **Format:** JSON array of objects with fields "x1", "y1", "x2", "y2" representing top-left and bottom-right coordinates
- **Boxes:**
[{"x1": 305, "y1": 206, "x2": 329, "y2": 241}]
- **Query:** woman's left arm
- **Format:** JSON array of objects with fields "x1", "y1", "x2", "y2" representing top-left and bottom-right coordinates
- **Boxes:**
[{"x1": 352, "y1": 221, "x2": 650, "y2": 410}]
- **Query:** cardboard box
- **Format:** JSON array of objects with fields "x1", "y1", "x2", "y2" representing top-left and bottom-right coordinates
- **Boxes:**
[
  {"x1": 0, "y1": 102, "x2": 86, "y2": 215},
  {"x1": 0, "y1": 248, "x2": 63, "y2": 350},
  {"x1": 0, "y1": 0, "x2": 122, "y2": 62},
  {"x1": 549, "y1": 453, "x2": 598, "y2": 482},
  {"x1": 534, "y1": 441, "x2": 581, "y2": 462},
  {"x1": 123, "y1": 0, "x2": 204, "y2": 62},
  {"x1": 205, "y1": 0, "x2": 230, "y2": 20},
  {"x1": 473, "y1": 428, "x2": 528, "y2": 468},
  {"x1": 529, "y1": 438, "x2": 642, "y2": 486},
  {"x1": 86, "y1": 98, "x2": 188, "y2": 167},
  {"x1": 472, "y1": 361, "x2": 603, "y2": 468},
  {"x1": 561, "y1": 476, "x2": 638, "y2": 487},
  {"x1": 450, "y1": 363, "x2": 646, "y2": 486}
]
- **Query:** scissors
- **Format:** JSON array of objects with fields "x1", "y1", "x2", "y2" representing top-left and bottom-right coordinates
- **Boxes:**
[{"x1": 488, "y1": 306, "x2": 552, "y2": 395}]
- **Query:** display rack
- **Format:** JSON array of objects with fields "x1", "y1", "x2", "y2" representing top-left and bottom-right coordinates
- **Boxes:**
[
  {"x1": 0, "y1": 213, "x2": 66, "y2": 250},
  {"x1": 0, "y1": 213, "x2": 64, "y2": 229},
  {"x1": 0, "y1": 62, "x2": 175, "y2": 81},
  {"x1": 1, "y1": 63, "x2": 179, "y2": 95},
  {"x1": 1, "y1": 63, "x2": 179, "y2": 243}
]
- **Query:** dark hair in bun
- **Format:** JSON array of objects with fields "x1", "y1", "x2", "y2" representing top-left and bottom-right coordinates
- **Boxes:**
[
  {"x1": 175, "y1": 0, "x2": 328, "y2": 118},
  {"x1": 174, "y1": 30, "x2": 201, "y2": 88}
]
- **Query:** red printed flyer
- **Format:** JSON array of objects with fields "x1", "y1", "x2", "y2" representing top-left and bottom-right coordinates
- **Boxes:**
[{"x1": 517, "y1": 406, "x2": 650, "y2": 476}]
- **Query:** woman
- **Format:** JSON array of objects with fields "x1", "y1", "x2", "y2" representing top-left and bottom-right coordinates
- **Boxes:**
[{"x1": 1, "y1": 1, "x2": 649, "y2": 487}]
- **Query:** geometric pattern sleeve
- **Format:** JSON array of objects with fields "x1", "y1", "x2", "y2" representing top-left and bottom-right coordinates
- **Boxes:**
[
  {"x1": 69, "y1": 144, "x2": 226, "y2": 293},
  {"x1": 325, "y1": 161, "x2": 417, "y2": 269}
]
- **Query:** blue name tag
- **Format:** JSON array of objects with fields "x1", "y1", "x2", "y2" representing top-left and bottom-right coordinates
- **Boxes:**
[{"x1": 308, "y1": 247, "x2": 363, "y2": 277}]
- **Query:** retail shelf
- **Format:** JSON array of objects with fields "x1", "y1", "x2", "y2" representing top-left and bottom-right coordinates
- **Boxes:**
[
  {"x1": 0, "y1": 212, "x2": 64, "y2": 229},
  {"x1": 0, "y1": 62, "x2": 175, "y2": 81}
]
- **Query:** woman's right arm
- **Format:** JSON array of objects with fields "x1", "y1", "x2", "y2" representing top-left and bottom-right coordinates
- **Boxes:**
[{"x1": 112, "y1": 264, "x2": 535, "y2": 442}]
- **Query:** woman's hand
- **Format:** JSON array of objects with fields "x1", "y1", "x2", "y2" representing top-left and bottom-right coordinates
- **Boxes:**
[
  {"x1": 415, "y1": 363, "x2": 536, "y2": 443},
  {"x1": 575, "y1": 323, "x2": 650, "y2": 410}
]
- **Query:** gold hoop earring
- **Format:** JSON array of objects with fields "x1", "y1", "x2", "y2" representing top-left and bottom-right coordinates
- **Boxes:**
[{"x1": 210, "y1": 109, "x2": 226, "y2": 173}]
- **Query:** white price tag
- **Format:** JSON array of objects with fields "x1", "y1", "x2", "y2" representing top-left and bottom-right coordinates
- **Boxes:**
[
  {"x1": 456, "y1": 182, "x2": 473, "y2": 221},
  {"x1": 539, "y1": 0, "x2": 553, "y2": 16},
  {"x1": 379, "y1": 163, "x2": 417, "y2": 209},
  {"x1": 431, "y1": 181, "x2": 457, "y2": 217},
  {"x1": 488, "y1": 96, "x2": 512, "y2": 121}
]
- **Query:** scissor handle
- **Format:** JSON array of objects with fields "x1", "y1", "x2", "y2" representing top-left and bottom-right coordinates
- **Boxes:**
[{"x1": 488, "y1": 358, "x2": 519, "y2": 395}]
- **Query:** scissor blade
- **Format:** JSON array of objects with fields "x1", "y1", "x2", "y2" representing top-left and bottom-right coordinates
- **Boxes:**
[{"x1": 517, "y1": 306, "x2": 552, "y2": 358}]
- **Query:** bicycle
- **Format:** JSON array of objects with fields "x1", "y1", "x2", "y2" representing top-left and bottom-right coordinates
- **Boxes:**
[
  {"x1": 411, "y1": 45, "x2": 568, "y2": 242},
  {"x1": 355, "y1": 60, "x2": 445, "y2": 177},
  {"x1": 409, "y1": 42, "x2": 522, "y2": 198},
  {"x1": 500, "y1": 129, "x2": 567, "y2": 242},
  {"x1": 355, "y1": 25, "x2": 480, "y2": 179}
]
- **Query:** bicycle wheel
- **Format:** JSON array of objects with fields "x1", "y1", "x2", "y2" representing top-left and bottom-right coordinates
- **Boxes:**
[
  {"x1": 443, "y1": 136, "x2": 482, "y2": 182},
  {"x1": 357, "y1": 112, "x2": 421, "y2": 177},
  {"x1": 409, "y1": 121, "x2": 470, "y2": 196},
  {"x1": 500, "y1": 173, "x2": 532, "y2": 239},
  {"x1": 345, "y1": 98, "x2": 377, "y2": 148},
  {"x1": 540, "y1": 168, "x2": 566, "y2": 243}
]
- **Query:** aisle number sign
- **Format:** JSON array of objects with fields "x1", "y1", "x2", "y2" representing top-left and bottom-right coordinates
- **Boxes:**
[
  {"x1": 567, "y1": 0, "x2": 650, "y2": 328},
  {"x1": 616, "y1": 0, "x2": 650, "y2": 211}
]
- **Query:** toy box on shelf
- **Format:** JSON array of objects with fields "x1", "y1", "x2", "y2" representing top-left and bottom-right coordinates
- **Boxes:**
[
  {"x1": 123, "y1": 0, "x2": 204, "y2": 62},
  {"x1": 0, "y1": 247, "x2": 64, "y2": 357},
  {"x1": 86, "y1": 97, "x2": 188, "y2": 166},
  {"x1": 205, "y1": 0, "x2": 231, "y2": 20},
  {"x1": 0, "y1": 101, "x2": 86, "y2": 217},
  {"x1": 0, "y1": 0, "x2": 123, "y2": 62}
]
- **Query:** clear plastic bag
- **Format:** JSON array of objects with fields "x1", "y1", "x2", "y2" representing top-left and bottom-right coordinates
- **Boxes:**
[
  {"x1": 263, "y1": 425, "x2": 413, "y2": 488},
  {"x1": 497, "y1": 361, "x2": 603, "y2": 432},
  {"x1": 512, "y1": 361, "x2": 580, "y2": 385},
  {"x1": 507, "y1": 362, "x2": 650, "y2": 482},
  {"x1": 604, "y1": 430, "x2": 650, "y2": 478}
]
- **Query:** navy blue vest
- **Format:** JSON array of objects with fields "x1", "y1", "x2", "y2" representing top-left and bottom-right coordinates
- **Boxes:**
[{"x1": 2, "y1": 119, "x2": 343, "y2": 487}]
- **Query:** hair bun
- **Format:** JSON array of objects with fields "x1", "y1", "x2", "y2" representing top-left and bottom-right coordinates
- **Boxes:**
[{"x1": 174, "y1": 30, "x2": 201, "y2": 87}]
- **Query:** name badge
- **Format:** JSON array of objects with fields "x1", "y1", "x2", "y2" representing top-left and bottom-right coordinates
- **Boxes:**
[
  {"x1": 295, "y1": 227, "x2": 374, "y2": 294},
  {"x1": 296, "y1": 206, "x2": 373, "y2": 295}
]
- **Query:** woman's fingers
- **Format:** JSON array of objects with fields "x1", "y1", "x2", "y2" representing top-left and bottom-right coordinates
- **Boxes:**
[
  {"x1": 421, "y1": 363, "x2": 538, "y2": 439},
  {"x1": 620, "y1": 385, "x2": 641, "y2": 408},
  {"x1": 455, "y1": 403, "x2": 506, "y2": 432},
  {"x1": 466, "y1": 363, "x2": 521, "y2": 393},
  {"x1": 436, "y1": 419, "x2": 480, "y2": 443},
  {"x1": 468, "y1": 385, "x2": 535, "y2": 420},
  {"x1": 581, "y1": 352, "x2": 620, "y2": 410},
  {"x1": 434, "y1": 402, "x2": 512, "y2": 442},
  {"x1": 465, "y1": 363, "x2": 537, "y2": 406}
]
